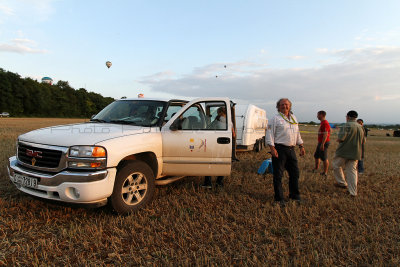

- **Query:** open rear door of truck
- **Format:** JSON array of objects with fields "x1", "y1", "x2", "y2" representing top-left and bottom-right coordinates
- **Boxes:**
[{"x1": 161, "y1": 97, "x2": 232, "y2": 176}]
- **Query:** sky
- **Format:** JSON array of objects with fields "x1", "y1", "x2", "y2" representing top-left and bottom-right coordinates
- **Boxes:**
[{"x1": 1, "y1": 0, "x2": 400, "y2": 123}]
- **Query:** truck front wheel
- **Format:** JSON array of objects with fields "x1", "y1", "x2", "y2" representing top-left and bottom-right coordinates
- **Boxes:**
[{"x1": 110, "y1": 161, "x2": 155, "y2": 214}]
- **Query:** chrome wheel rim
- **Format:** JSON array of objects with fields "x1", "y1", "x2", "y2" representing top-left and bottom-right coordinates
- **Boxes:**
[{"x1": 121, "y1": 172, "x2": 148, "y2": 205}]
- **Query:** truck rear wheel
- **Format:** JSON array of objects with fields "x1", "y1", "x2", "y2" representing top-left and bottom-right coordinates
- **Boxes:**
[{"x1": 110, "y1": 161, "x2": 155, "y2": 214}]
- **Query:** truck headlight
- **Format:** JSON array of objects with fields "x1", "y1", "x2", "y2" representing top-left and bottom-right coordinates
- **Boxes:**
[
  {"x1": 68, "y1": 146, "x2": 107, "y2": 169},
  {"x1": 69, "y1": 146, "x2": 106, "y2": 157}
]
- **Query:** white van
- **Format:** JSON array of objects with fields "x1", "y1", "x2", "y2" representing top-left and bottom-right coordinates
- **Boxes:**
[{"x1": 235, "y1": 104, "x2": 267, "y2": 152}]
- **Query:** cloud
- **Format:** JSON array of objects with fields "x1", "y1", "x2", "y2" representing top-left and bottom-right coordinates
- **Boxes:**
[
  {"x1": 0, "y1": 38, "x2": 48, "y2": 54},
  {"x1": 316, "y1": 48, "x2": 330, "y2": 54},
  {"x1": 12, "y1": 38, "x2": 37, "y2": 45},
  {"x1": 26, "y1": 0, "x2": 55, "y2": 20},
  {"x1": 287, "y1": 55, "x2": 305, "y2": 60},
  {"x1": 374, "y1": 94, "x2": 400, "y2": 101},
  {"x1": 0, "y1": 0, "x2": 55, "y2": 23},
  {"x1": 354, "y1": 28, "x2": 400, "y2": 47},
  {"x1": 0, "y1": 2, "x2": 14, "y2": 23},
  {"x1": 0, "y1": 4, "x2": 14, "y2": 15},
  {"x1": 139, "y1": 46, "x2": 400, "y2": 123},
  {"x1": 140, "y1": 71, "x2": 176, "y2": 82}
]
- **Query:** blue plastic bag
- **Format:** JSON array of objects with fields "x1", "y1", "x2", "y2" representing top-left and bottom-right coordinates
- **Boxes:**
[{"x1": 258, "y1": 158, "x2": 273, "y2": 174}]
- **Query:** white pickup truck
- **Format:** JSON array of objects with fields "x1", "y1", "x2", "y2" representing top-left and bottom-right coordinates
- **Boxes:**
[{"x1": 8, "y1": 97, "x2": 235, "y2": 214}]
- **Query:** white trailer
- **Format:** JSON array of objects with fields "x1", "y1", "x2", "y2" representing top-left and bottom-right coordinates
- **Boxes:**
[{"x1": 235, "y1": 104, "x2": 267, "y2": 152}]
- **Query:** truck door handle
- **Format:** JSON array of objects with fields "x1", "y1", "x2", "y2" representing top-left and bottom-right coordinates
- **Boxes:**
[{"x1": 217, "y1": 137, "x2": 231, "y2": 144}]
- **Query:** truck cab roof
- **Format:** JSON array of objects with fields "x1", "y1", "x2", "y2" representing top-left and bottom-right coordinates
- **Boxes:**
[{"x1": 119, "y1": 97, "x2": 188, "y2": 103}]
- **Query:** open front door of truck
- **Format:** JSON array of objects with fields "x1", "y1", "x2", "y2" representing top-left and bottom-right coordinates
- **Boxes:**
[{"x1": 161, "y1": 98, "x2": 232, "y2": 176}]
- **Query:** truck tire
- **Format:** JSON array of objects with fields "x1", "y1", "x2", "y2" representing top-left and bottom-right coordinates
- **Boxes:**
[{"x1": 110, "y1": 161, "x2": 155, "y2": 214}]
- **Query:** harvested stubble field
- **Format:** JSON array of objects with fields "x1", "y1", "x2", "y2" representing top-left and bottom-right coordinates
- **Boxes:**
[{"x1": 0, "y1": 118, "x2": 399, "y2": 266}]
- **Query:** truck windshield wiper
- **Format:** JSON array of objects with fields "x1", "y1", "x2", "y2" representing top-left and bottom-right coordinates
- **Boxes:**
[
  {"x1": 89, "y1": 118, "x2": 107, "y2": 123},
  {"x1": 108, "y1": 120, "x2": 137, "y2": 125}
]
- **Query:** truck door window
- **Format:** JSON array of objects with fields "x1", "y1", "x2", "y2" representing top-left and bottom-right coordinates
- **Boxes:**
[
  {"x1": 205, "y1": 102, "x2": 228, "y2": 130},
  {"x1": 179, "y1": 105, "x2": 205, "y2": 130},
  {"x1": 177, "y1": 101, "x2": 227, "y2": 130}
]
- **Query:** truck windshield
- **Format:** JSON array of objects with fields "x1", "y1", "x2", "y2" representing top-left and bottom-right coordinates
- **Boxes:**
[{"x1": 92, "y1": 100, "x2": 167, "y2": 127}]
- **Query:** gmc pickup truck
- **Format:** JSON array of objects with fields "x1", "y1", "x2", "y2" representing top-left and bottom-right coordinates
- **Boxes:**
[{"x1": 8, "y1": 97, "x2": 235, "y2": 214}]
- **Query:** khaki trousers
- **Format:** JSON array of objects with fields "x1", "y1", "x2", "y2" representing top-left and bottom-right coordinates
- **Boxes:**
[{"x1": 333, "y1": 156, "x2": 358, "y2": 196}]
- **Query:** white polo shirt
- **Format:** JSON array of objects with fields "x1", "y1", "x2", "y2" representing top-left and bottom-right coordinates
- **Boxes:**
[{"x1": 266, "y1": 113, "x2": 304, "y2": 147}]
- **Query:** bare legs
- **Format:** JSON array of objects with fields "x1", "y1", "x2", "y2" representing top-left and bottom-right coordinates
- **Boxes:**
[{"x1": 314, "y1": 158, "x2": 329, "y2": 174}]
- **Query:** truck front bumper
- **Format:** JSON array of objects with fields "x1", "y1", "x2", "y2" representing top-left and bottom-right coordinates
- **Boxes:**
[{"x1": 7, "y1": 156, "x2": 116, "y2": 204}]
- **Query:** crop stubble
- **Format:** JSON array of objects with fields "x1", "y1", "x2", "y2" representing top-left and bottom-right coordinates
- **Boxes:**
[{"x1": 0, "y1": 118, "x2": 399, "y2": 266}]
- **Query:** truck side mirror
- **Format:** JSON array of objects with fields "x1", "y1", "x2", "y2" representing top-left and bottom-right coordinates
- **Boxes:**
[
  {"x1": 170, "y1": 118, "x2": 182, "y2": 131},
  {"x1": 91, "y1": 114, "x2": 96, "y2": 120}
]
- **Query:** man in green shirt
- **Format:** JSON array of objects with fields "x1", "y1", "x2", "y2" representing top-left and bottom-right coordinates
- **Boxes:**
[{"x1": 333, "y1": 110, "x2": 365, "y2": 196}]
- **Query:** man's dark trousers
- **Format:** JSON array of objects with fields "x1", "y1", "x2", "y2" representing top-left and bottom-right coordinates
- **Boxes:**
[{"x1": 271, "y1": 144, "x2": 300, "y2": 201}]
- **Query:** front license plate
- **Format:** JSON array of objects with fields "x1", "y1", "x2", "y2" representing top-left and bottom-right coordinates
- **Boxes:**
[{"x1": 13, "y1": 173, "x2": 38, "y2": 188}]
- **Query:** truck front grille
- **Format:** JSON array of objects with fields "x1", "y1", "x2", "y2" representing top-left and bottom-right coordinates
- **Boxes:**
[{"x1": 18, "y1": 143, "x2": 62, "y2": 168}]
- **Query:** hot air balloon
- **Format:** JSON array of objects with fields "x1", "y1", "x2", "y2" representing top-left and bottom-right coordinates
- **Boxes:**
[
  {"x1": 224, "y1": 65, "x2": 226, "y2": 68},
  {"x1": 106, "y1": 61, "x2": 112, "y2": 68}
]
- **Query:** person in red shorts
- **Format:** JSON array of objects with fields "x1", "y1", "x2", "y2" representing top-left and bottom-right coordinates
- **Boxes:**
[{"x1": 313, "y1": 110, "x2": 331, "y2": 177}]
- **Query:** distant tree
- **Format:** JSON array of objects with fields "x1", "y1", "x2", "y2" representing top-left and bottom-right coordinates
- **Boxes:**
[{"x1": 0, "y1": 68, "x2": 115, "y2": 117}]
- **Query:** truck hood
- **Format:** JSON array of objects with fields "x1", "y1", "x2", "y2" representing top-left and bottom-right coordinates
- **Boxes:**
[{"x1": 18, "y1": 123, "x2": 150, "y2": 147}]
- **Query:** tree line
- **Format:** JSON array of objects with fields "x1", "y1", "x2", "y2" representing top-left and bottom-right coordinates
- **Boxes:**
[{"x1": 0, "y1": 68, "x2": 115, "y2": 118}]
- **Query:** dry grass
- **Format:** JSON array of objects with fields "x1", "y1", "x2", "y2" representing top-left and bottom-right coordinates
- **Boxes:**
[{"x1": 1, "y1": 118, "x2": 399, "y2": 266}]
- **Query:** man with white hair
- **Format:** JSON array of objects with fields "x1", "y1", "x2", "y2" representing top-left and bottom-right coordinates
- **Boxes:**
[{"x1": 266, "y1": 98, "x2": 305, "y2": 206}]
